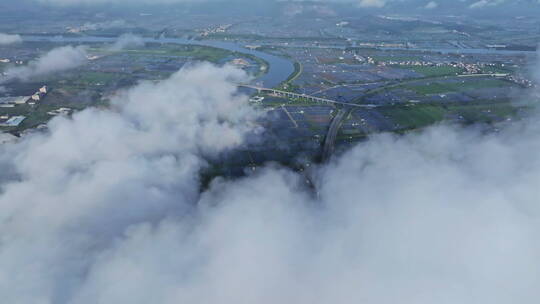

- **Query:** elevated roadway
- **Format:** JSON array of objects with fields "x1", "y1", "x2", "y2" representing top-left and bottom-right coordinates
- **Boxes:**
[
  {"x1": 240, "y1": 85, "x2": 377, "y2": 109},
  {"x1": 321, "y1": 107, "x2": 352, "y2": 162}
]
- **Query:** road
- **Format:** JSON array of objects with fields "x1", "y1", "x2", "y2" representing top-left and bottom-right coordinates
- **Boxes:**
[{"x1": 322, "y1": 107, "x2": 351, "y2": 162}]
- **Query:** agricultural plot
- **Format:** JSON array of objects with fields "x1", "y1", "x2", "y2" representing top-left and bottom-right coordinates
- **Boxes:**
[{"x1": 406, "y1": 78, "x2": 513, "y2": 95}]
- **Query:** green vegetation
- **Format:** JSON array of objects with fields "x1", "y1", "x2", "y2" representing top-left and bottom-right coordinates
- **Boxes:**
[
  {"x1": 481, "y1": 65, "x2": 514, "y2": 74},
  {"x1": 74, "y1": 71, "x2": 122, "y2": 85},
  {"x1": 376, "y1": 100, "x2": 521, "y2": 131},
  {"x1": 407, "y1": 82, "x2": 451, "y2": 95},
  {"x1": 445, "y1": 103, "x2": 519, "y2": 123},
  {"x1": 0, "y1": 104, "x2": 62, "y2": 132},
  {"x1": 90, "y1": 45, "x2": 235, "y2": 63},
  {"x1": 167, "y1": 45, "x2": 232, "y2": 62},
  {"x1": 378, "y1": 104, "x2": 447, "y2": 129},
  {"x1": 244, "y1": 54, "x2": 269, "y2": 78},
  {"x1": 279, "y1": 61, "x2": 303, "y2": 89}
]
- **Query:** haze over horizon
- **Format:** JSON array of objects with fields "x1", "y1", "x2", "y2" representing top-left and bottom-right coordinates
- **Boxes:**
[{"x1": 3, "y1": 0, "x2": 540, "y2": 15}]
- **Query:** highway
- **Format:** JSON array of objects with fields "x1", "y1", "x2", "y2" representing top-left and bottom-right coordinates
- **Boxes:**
[
  {"x1": 322, "y1": 107, "x2": 351, "y2": 162},
  {"x1": 239, "y1": 84, "x2": 375, "y2": 162},
  {"x1": 240, "y1": 84, "x2": 367, "y2": 162}
]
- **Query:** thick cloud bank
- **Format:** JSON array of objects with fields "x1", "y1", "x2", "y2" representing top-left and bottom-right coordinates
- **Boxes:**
[
  {"x1": 0, "y1": 63, "x2": 539, "y2": 303},
  {"x1": 2, "y1": 45, "x2": 88, "y2": 82}
]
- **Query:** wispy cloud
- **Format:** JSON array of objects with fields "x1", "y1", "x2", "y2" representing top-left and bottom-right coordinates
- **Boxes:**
[
  {"x1": 0, "y1": 33, "x2": 22, "y2": 45},
  {"x1": 1, "y1": 45, "x2": 88, "y2": 82},
  {"x1": 108, "y1": 33, "x2": 145, "y2": 51}
]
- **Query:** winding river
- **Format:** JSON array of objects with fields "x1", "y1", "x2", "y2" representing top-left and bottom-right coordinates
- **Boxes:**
[{"x1": 21, "y1": 35, "x2": 295, "y2": 88}]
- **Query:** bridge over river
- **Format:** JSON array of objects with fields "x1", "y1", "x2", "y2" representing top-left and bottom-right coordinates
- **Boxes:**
[{"x1": 239, "y1": 85, "x2": 378, "y2": 109}]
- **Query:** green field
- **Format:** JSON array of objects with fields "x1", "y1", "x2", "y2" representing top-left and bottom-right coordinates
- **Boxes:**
[
  {"x1": 167, "y1": 45, "x2": 232, "y2": 62},
  {"x1": 376, "y1": 100, "x2": 521, "y2": 131},
  {"x1": 90, "y1": 44, "x2": 236, "y2": 63},
  {"x1": 75, "y1": 71, "x2": 122, "y2": 85},
  {"x1": 481, "y1": 65, "x2": 514, "y2": 74},
  {"x1": 378, "y1": 104, "x2": 447, "y2": 129},
  {"x1": 283, "y1": 62, "x2": 303, "y2": 86},
  {"x1": 406, "y1": 78, "x2": 512, "y2": 95}
]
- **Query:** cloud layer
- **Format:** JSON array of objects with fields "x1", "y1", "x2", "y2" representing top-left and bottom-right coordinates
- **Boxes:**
[
  {"x1": 0, "y1": 63, "x2": 260, "y2": 303},
  {"x1": 0, "y1": 59, "x2": 539, "y2": 303}
]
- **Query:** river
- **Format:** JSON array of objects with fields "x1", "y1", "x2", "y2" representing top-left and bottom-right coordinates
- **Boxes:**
[{"x1": 20, "y1": 35, "x2": 295, "y2": 88}]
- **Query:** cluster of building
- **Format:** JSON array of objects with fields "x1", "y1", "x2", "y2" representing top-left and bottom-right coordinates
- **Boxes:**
[
  {"x1": 47, "y1": 107, "x2": 72, "y2": 116},
  {"x1": 356, "y1": 42, "x2": 410, "y2": 48},
  {"x1": 508, "y1": 74, "x2": 534, "y2": 87},
  {"x1": 0, "y1": 58, "x2": 24, "y2": 66},
  {"x1": 28, "y1": 86, "x2": 48, "y2": 105},
  {"x1": 0, "y1": 115, "x2": 26, "y2": 127},
  {"x1": 0, "y1": 58, "x2": 24, "y2": 64},
  {"x1": 0, "y1": 86, "x2": 48, "y2": 128},
  {"x1": 229, "y1": 58, "x2": 250, "y2": 68},
  {"x1": 371, "y1": 57, "x2": 507, "y2": 75},
  {"x1": 198, "y1": 24, "x2": 232, "y2": 37},
  {"x1": 0, "y1": 96, "x2": 30, "y2": 107},
  {"x1": 249, "y1": 96, "x2": 265, "y2": 103}
]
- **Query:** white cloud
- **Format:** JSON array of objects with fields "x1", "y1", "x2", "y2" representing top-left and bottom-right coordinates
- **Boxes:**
[
  {"x1": 0, "y1": 63, "x2": 261, "y2": 303},
  {"x1": 359, "y1": 0, "x2": 387, "y2": 7},
  {"x1": 2, "y1": 45, "x2": 88, "y2": 82},
  {"x1": 108, "y1": 33, "x2": 145, "y2": 51},
  {"x1": 0, "y1": 33, "x2": 22, "y2": 45},
  {"x1": 469, "y1": 0, "x2": 506, "y2": 9},
  {"x1": 424, "y1": 1, "x2": 438, "y2": 9},
  {"x1": 60, "y1": 122, "x2": 540, "y2": 304}
]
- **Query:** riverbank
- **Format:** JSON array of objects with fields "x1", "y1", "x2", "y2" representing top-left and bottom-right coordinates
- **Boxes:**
[{"x1": 20, "y1": 35, "x2": 295, "y2": 88}]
